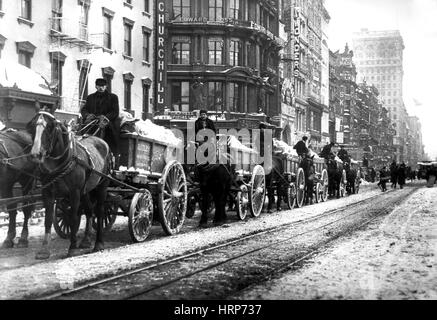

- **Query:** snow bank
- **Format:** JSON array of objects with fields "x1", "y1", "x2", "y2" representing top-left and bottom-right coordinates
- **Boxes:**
[{"x1": 0, "y1": 60, "x2": 52, "y2": 95}]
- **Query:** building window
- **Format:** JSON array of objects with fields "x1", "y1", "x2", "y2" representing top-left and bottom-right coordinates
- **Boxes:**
[
  {"x1": 142, "y1": 79, "x2": 152, "y2": 119},
  {"x1": 172, "y1": 41, "x2": 190, "y2": 64},
  {"x1": 123, "y1": 73, "x2": 134, "y2": 111},
  {"x1": 79, "y1": 2, "x2": 89, "y2": 40},
  {"x1": 50, "y1": 52, "x2": 66, "y2": 96},
  {"x1": 229, "y1": 0, "x2": 239, "y2": 19},
  {"x1": 103, "y1": 12, "x2": 113, "y2": 49},
  {"x1": 171, "y1": 81, "x2": 190, "y2": 111},
  {"x1": 142, "y1": 27, "x2": 151, "y2": 62},
  {"x1": 209, "y1": 0, "x2": 223, "y2": 20},
  {"x1": 229, "y1": 39, "x2": 241, "y2": 66},
  {"x1": 18, "y1": 51, "x2": 32, "y2": 67},
  {"x1": 208, "y1": 38, "x2": 223, "y2": 65},
  {"x1": 173, "y1": 0, "x2": 190, "y2": 19},
  {"x1": 207, "y1": 82, "x2": 224, "y2": 112},
  {"x1": 21, "y1": 0, "x2": 32, "y2": 20},
  {"x1": 123, "y1": 19, "x2": 134, "y2": 56},
  {"x1": 228, "y1": 82, "x2": 241, "y2": 112},
  {"x1": 102, "y1": 66, "x2": 114, "y2": 93},
  {"x1": 247, "y1": 42, "x2": 256, "y2": 68},
  {"x1": 16, "y1": 41, "x2": 36, "y2": 68},
  {"x1": 51, "y1": 0, "x2": 63, "y2": 31},
  {"x1": 144, "y1": 0, "x2": 150, "y2": 13}
]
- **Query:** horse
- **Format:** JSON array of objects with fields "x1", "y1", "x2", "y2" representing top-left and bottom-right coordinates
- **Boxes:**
[
  {"x1": 265, "y1": 155, "x2": 288, "y2": 212},
  {"x1": 299, "y1": 155, "x2": 316, "y2": 205},
  {"x1": 27, "y1": 105, "x2": 111, "y2": 259},
  {"x1": 327, "y1": 155, "x2": 343, "y2": 199},
  {"x1": 344, "y1": 161, "x2": 358, "y2": 195},
  {"x1": 0, "y1": 129, "x2": 36, "y2": 248}
]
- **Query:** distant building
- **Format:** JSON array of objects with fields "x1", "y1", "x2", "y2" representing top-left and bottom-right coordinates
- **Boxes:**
[{"x1": 352, "y1": 29, "x2": 407, "y2": 162}]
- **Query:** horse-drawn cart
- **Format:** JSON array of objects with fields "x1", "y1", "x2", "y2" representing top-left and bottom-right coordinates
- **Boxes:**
[
  {"x1": 53, "y1": 132, "x2": 187, "y2": 243},
  {"x1": 185, "y1": 135, "x2": 266, "y2": 222}
]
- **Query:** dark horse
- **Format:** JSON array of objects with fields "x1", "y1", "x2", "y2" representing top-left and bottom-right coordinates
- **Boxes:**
[
  {"x1": 300, "y1": 155, "x2": 316, "y2": 205},
  {"x1": 327, "y1": 155, "x2": 344, "y2": 198},
  {"x1": 265, "y1": 155, "x2": 288, "y2": 212},
  {"x1": 0, "y1": 129, "x2": 36, "y2": 248},
  {"x1": 344, "y1": 161, "x2": 358, "y2": 195},
  {"x1": 196, "y1": 163, "x2": 233, "y2": 227},
  {"x1": 186, "y1": 138, "x2": 234, "y2": 227},
  {"x1": 27, "y1": 105, "x2": 111, "y2": 259}
]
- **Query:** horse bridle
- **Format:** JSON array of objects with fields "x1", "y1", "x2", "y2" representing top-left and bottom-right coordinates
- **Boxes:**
[{"x1": 35, "y1": 112, "x2": 70, "y2": 161}]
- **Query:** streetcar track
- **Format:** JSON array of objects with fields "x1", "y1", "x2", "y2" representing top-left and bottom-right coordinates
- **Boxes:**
[
  {"x1": 36, "y1": 186, "x2": 418, "y2": 300},
  {"x1": 0, "y1": 187, "x2": 382, "y2": 273}
]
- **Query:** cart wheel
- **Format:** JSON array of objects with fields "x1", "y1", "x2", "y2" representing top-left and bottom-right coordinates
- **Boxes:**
[
  {"x1": 295, "y1": 168, "x2": 305, "y2": 208},
  {"x1": 249, "y1": 165, "x2": 266, "y2": 218},
  {"x1": 128, "y1": 190, "x2": 153, "y2": 243},
  {"x1": 321, "y1": 169, "x2": 329, "y2": 202},
  {"x1": 186, "y1": 190, "x2": 198, "y2": 219},
  {"x1": 158, "y1": 161, "x2": 188, "y2": 235},
  {"x1": 53, "y1": 199, "x2": 80, "y2": 239},
  {"x1": 92, "y1": 202, "x2": 117, "y2": 232},
  {"x1": 339, "y1": 170, "x2": 347, "y2": 197},
  {"x1": 314, "y1": 183, "x2": 322, "y2": 203},
  {"x1": 286, "y1": 183, "x2": 296, "y2": 210},
  {"x1": 236, "y1": 186, "x2": 249, "y2": 220}
]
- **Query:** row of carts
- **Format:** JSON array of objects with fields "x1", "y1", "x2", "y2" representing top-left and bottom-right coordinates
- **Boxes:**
[{"x1": 2, "y1": 117, "x2": 359, "y2": 245}]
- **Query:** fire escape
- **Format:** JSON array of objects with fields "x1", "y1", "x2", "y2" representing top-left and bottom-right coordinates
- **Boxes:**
[{"x1": 48, "y1": 0, "x2": 104, "y2": 113}]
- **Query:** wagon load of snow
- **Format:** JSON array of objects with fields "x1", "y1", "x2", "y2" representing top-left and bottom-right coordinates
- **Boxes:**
[
  {"x1": 216, "y1": 134, "x2": 258, "y2": 173},
  {"x1": 0, "y1": 60, "x2": 53, "y2": 95},
  {"x1": 273, "y1": 139, "x2": 298, "y2": 157},
  {"x1": 118, "y1": 113, "x2": 182, "y2": 173}
]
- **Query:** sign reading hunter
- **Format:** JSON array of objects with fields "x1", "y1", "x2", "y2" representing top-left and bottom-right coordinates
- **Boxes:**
[
  {"x1": 293, "y1": 8, "x2": 300, "y2": 78},
  {"x1": 155, "y1": 1, "x2": 166, "y2": 113}
]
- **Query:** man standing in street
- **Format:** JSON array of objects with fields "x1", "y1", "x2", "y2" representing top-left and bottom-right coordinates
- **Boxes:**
[{"x1": 80, "y1": 78, "x2": 120, "y2": 165}]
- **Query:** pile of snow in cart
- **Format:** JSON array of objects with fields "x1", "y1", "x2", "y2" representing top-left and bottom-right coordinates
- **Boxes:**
[{"x1": 120, "y1": 110, "x2": 182, "y2": 147}]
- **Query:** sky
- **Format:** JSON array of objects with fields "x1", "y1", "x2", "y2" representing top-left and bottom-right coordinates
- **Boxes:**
[{"x1": 325, "y1": 0, "x2": 437, "y2": 160}]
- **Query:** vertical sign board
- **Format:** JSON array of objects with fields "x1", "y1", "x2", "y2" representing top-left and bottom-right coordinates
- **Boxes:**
[
  {"x1": 293, "y1": 7, "x2": 300, "y2": 78},
  {"x1": 155, "y1": 1, "x2": 166, "y2": 113}
]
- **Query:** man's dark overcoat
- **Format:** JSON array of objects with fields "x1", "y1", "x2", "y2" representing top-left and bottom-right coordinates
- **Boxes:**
[{"x1": 81, "y1": 90, "x2": 120, "y2": 154}]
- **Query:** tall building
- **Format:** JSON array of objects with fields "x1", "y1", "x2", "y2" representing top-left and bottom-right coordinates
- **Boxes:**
[
  {"x1": 352, "y1": 29, "x2": 407, "y2": 162},
  {"x1": 281, "y1": 0, "x2": 329, "y2": 151},
  {"x1": 154, "y1": 0, "x2": 283, "y2": 131},
  {"x1": 0, "y1": 0, "x2": 154, "y2": 120},
  {"x1": 407, "y1": 115, "x2": 425, "y2": 166}
]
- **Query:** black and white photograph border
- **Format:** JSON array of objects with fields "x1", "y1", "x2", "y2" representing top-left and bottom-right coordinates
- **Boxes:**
[{"x1": 0, "y1": 0, "x2": 436, "y2": 309}]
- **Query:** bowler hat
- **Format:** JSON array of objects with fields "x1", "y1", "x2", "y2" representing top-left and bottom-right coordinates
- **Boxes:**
[{"x1": 95, "y1": 78, "x2": 107, "y2": 86}]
